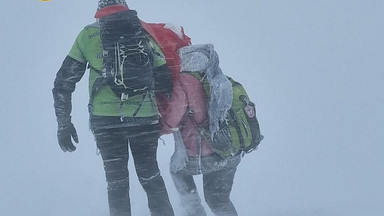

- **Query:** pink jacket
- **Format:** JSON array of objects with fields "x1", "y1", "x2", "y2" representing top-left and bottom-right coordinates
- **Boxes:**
[{"x1": 158, "y1": 73, "x2": 214, "y2": 157}]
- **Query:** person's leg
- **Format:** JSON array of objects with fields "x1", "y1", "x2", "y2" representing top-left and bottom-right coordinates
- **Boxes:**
[
  {"x1": 170, "y1": 171, "x2": 207, "y2": 216},
  {"x1": 129, "y1": 125, "x2": 174, "y2": 216},
  {"x1": 203, "y1": 165, "x2": 238, "y2": 216},
  {"x1": 93, "y1": 128, "x2": 131, "y2": 216}
]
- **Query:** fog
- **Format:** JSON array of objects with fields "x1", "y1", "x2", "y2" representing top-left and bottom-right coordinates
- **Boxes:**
[{"x1": 1, "y1": 0, "x2": 383, "y2": 215}]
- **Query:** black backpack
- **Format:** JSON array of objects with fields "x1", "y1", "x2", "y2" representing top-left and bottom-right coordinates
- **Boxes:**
[{"x1": 95, "y1": 10, "x2": 154, "y2": 101}]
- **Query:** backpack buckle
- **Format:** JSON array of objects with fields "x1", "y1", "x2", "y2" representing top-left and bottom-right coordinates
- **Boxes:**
[{"x1": 121, "y1": 93, "x2": 129, "y2": 101}]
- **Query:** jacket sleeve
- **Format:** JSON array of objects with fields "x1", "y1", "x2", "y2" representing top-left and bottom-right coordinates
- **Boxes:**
[
  {"x1": 153, "y1": 63, "x2": 173, "y2": 98},
  {"x1": 178, "y1": 73, "x2": 208, "y2": 125},
  {"x1": 158, "y1": 81, "x2": 187, "y2": 134},
  {"x1": 149, "y1": 36, "x2": 173, "y2": 98},
  {"x1": 52, "y1": 56, "x2": 87, "y2": 125}
]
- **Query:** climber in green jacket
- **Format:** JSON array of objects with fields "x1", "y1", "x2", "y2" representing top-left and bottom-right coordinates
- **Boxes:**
[{"x1": 52, "y1": 1, "x2": 174, "y2": 215}]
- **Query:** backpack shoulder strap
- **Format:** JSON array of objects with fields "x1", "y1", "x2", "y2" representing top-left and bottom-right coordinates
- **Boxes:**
[
  {"x1": 88, "y1": 73, "x2": 107, "y2": 113},
  {"x1": 185, "y1": 71, "x2": 210, "y2": 96}
]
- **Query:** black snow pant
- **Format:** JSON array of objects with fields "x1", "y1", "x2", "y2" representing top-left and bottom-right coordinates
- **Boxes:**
[
  {"x1": 93, "y1": 123, "x2": 174, "y2": 216},
  {"x1": 171, "y1": 165, "x2": 238, "y2": 216}
]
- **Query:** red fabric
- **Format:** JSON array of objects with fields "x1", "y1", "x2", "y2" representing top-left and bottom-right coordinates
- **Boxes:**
[
  {"x1": 158, "y1": 74, "x2": 214, "y2": 157},
  {"x1": 140, "y1": 22, "x2": 195, "y2": 153},
  {"x1": 94, "y1": 5, "x2": 129, "y2": 18},
  {"x1": 140, "y1": 21, "x2": 191, "y2": 83}
]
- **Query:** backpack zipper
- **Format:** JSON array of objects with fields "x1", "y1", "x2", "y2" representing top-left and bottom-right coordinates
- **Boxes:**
[
  {"x1": 241, "y1": 119, "x2": 249, "y2": 138},
  {"x1": 196, "y1": 132, "x2": 202, "y2": 174},
  {"x1": 187, "y1": 107, "x2": 203, "y2": 174},
  {"x1": 228, "y1": 109, "x2": 245, "y2": 149}
]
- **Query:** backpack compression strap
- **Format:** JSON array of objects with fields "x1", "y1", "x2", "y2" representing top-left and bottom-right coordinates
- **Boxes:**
[{"x1": 87, "y1": 66, "x2": 152, "y2": 118}]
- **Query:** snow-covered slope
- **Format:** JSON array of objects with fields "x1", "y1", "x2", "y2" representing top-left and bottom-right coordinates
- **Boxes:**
[{"x1": 1, "y1": 1, "x2": 383, "y2": 215}]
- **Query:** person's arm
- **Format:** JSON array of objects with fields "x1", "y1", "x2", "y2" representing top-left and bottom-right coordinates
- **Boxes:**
[
  {"x1": 158, "y1": 80, "x2": 187, "y2": 134},
  {"x1": 158, "y1": 79, "x2": 190, "y2": 173},
  {"x1": 150, "y1": 38, "x2": 173, "y2": 98},
  {"x1": 153, "y1": 63, "x2": 173, "y2": 98},
  {"x1": 52, "y1": 56, "x2": 86, "y2": 152}
]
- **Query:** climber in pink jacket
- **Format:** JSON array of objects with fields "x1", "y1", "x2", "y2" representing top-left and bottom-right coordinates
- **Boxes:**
[
  {"x1": 159, "y1": 73, "x2": 214, "y2": 157},
  {"x1": 158, "y1": 44, "x2": 241, "y2": 216}
]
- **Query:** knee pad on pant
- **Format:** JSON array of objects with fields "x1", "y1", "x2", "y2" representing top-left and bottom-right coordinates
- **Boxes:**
[
  {"x1": 138, "y1": 172, "x2": 168, "y2": 194},
  {"x1": 138, "y1": 171, "x2": 159, "y2": 184},
  {"x1": 107, "y1": 177, "x2": 129, "y2": 191}
]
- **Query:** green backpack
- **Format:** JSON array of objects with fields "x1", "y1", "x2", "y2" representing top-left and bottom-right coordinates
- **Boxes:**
[{"x1": 189, "y1": 72, "x2": 264, "y2": 157}]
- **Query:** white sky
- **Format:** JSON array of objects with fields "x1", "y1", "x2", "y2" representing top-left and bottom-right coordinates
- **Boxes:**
[{"x1": 0, "y1": 0, "x2": 383, "y2": 215}]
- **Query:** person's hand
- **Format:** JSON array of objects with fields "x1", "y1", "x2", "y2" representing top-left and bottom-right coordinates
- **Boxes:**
[
  {"x1": 57, "y1": 122, "x2": 79, "y2": 152},
  {"x1": 170, "y1": 128, "x2": 188, "y2": 173}
]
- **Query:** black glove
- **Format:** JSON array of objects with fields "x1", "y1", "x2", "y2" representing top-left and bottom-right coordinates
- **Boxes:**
[
  {"x1": 53, "y1": 56, "x2": 86, "y2": 152},
  {"x1": 57, "y1": 122, "x2": 79, "y2": 152}
]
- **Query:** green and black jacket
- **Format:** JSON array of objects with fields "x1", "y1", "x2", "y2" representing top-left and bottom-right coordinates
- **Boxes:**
[{"x1": 53, "y1": 22, "x2": 172, "y2": 129}]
